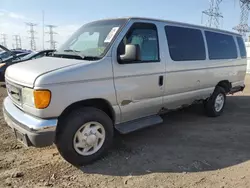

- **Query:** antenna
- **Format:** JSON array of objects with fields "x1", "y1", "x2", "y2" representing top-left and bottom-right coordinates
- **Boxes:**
[
  {"x1": 26, "y1": 22, "x2": 37, "y2": 50},
  {"x1": 46, "y1": 25, "x2": 57, "y2": 49},
  {"x1": 202, "y1": 0, "x2": 223, "y2": 28},
  {"x1": 233, "y1": 0, "x2": 250, "y2": 40}
]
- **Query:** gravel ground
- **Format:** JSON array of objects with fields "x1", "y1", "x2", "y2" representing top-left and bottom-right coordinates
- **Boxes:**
[{"x1": 0, "y1": 75, "x2": 250, "y2": 188}]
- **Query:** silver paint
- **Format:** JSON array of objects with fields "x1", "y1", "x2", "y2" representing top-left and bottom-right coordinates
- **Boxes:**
[{"x1": 4, "y1": 17, "x2": 247, "y2": 127}]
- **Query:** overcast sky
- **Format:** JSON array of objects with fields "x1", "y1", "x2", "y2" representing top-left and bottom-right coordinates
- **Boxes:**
[{"x1": 0, "y1": 0, "x2": 241, "y2": 50}]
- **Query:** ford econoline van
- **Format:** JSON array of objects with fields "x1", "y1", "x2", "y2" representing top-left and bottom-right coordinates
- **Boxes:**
[{"x1": 3, "y1": 17, "x2": 246, "y2": 166}]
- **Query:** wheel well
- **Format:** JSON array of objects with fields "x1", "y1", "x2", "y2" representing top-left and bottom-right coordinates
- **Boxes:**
[
  {"x1": 216, "y1": 80, "x2": 232, "y2": 93},
  {"x1": 55, "y1": 99, "x2": 115, "y2": 140},
  {"x1": 59, "y1": 99, "x2": 115, "y2": 122}
]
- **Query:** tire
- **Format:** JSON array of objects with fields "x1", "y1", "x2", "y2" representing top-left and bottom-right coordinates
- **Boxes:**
[
  {"x1": 0, "y1": 72, "x2": 5, "y2": 82},
  {"x1": 55, "y1": 107, "x2": 114, "y2": 166},
  {"x1": 204, "y1": 86, "x2": 226, "y2": 117}
]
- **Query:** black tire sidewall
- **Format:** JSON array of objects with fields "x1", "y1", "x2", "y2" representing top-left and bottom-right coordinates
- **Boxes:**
[
  {"x1": 206, "y1": 87, "x2": 226, "y2": 117},
  {"x1": 56, "y1": 107, "x2": 114, "y2": 166}
]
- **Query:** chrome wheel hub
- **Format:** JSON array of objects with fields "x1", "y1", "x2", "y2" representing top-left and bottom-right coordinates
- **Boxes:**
[
  {"x1": 86, "y1": 134, "x2": 97, "y2": 146},
  {"x1": 214, "y1": 93, "x2": 225, "y2": 112},
  {"x1": 73, "y1": 121, "x2": 105, "y2": 156}
]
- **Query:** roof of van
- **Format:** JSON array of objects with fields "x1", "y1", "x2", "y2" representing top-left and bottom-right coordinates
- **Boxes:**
[{"x1": 97, "y1": 17, "x2": 242, "y2": 37}]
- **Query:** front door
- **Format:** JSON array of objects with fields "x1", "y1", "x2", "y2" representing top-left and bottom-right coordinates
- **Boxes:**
[{"x1": 112, "y1": 21, "x2": 165, "y2": 123}]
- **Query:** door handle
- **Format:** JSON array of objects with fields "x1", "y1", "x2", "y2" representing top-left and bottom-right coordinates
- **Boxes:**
[{"x1": 159, "y1": 75, "x2": 164, "y2": 86}]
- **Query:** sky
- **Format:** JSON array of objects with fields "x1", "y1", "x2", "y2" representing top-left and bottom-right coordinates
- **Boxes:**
[{"x1": 0, "y1": 0, "x2": 241, "y2": 50}]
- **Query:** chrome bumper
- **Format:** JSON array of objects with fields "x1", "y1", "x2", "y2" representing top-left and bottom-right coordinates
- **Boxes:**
[{"x1": 3, "y1": 97, "x2": 58, "y2": 147}]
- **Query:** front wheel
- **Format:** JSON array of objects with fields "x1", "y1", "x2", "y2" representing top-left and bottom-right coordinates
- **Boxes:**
[
  {"x1": 204, "y1": 86, "x2": 226, "y2": 117},
  {"x1": 55, "y1": 107, "x2": 114, "y2": 166}
]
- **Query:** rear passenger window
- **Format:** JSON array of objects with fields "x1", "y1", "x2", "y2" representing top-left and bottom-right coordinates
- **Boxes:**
[
  {"x1": 164, "y1": 26, "x2": 206, "y2": 61},
  {"x1": 205, "y1": 31, "x2": 237, "y2": 60},
  {"x1": 237, "y1": 37, "x2": 247, "y2": 58}
]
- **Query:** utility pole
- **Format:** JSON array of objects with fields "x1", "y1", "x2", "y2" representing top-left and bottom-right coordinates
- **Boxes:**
[
  {"x1": 26, "y1": 22, "x2": 37, "y2": 50},
  {"x1": 13, "y1": 35, "x2": 22, "y2": 49},
  {"x1": 1, "y1": 34, "x2": 7, "y2": 48},
  {"x1": 202, "y1": 0, "x2": 223, "y2": 28},
  {"x1": 233, "y1": 0, "x2": 250, "y2": 40},
  {"x1": 46, "y1": 25, "x2": 57, "y2": 49},
  {"x1": 42, "y1": 10, "x2": 45, "y2": 50}
]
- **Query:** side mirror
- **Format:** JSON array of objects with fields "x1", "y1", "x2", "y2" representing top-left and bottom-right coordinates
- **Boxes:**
[{"x1": 119, "y1": 44, "x2": 141, "y2": 63}]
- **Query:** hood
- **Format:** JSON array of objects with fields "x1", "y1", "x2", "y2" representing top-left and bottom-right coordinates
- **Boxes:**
[{"x1": 5, "y1": 57, "x2": 85, "y2": 87}]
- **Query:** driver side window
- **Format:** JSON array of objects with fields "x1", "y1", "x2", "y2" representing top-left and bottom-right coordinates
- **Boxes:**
[{"x1": 118, "y1": 22, "x2": 160, "y2": 63}]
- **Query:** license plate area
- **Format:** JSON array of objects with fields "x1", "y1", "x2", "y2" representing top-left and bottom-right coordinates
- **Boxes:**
[{"x1": 14, "y1": 129, "x2": 28, "y2": 146}]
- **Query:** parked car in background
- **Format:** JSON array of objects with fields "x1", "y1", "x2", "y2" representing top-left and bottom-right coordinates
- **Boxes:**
[
  {"x1": 0, "y1": 51, "x2": 12, "y2": 59},
  {"x1": 0, "y1": 45, "x2": 14, "y2": 60},
  {"x1": 0, "y1": 52, "x2": 30, "y2": 81},
  {"x1": 20, "y1": 49, "x2": 55, "y2": 62},
  {"x1": 0, "y1": 47, "x2": 55, "y2": 82},
  {"x1": 11, "y1": 49, "x2": 33, "y2": 54},
  {"x1": 0, "y1": 47, "x2": 31, "y2": 60}
]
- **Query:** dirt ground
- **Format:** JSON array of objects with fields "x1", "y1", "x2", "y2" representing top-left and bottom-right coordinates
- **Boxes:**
[{"x1": 0, "y1": 76, "x2": 250, "y2": 188}]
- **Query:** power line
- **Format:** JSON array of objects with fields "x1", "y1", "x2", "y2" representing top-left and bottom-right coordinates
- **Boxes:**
[
  {"x1": 202, "y1": 0, "x2": 223, "y2": 28},
  {"x1": 26, "y1": 22, "x2": 37, "y2": 50},
  {"x1": 13, "y1": 35, "x2": 22, "y2": 49},
  {"x1": 46, "y1": 25, "x2": 57, "y2": 49},
  {"x1": 1, "y1": 34, "x2": 7, "y2": 48},
  {"x1": 233, "y1": 0, "x2": 250, "y2": 40}
]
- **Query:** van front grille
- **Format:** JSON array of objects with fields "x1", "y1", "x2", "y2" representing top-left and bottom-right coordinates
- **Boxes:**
[{"x1": 6, "y1": 81, "x2": 22, "y2": 105}]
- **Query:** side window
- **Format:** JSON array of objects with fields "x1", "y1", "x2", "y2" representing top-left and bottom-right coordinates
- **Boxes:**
[
  {"x1": 205, "y1": 31, "x2": 237, "y2": 60},
  {"x1": 118, "y1": 23, "x2": 159, "y2": 63},
  {"x1": 164, "y1": 26, "x2": 206, "y2": 61},
  {"x1": 237, "y1": 37, "x2": 247, "y2": 58}
]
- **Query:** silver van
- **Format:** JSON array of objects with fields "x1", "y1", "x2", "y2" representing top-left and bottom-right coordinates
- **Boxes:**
[{"x1": 3, "y1": 17, "x2": 247, "y2": 166}]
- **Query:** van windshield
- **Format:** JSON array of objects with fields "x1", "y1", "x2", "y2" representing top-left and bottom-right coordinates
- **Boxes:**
[{"x1": 57, "y1": 19, "x2": 127, "y2": 59}]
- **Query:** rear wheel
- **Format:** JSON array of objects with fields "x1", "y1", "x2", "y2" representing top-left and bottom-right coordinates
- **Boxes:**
[
  {"x1": 56, "y1": 107, "x2": 114, "y2": 166},
  {"x1": 204, "y1": 86, "x2": 226, "y2": 117}
]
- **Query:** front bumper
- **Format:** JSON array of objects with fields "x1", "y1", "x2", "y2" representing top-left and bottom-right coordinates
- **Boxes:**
[{"x1": 3, "y1": 97, "x2": 58, "y2": 147}]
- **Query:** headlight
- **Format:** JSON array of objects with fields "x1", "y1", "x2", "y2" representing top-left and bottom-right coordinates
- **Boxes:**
[
  {"x1": 22, "y1": 88, "x2": 51, "y2": 109},
  {"x1": 22, "y1": 88, "x2": 35, "y2": 107}
]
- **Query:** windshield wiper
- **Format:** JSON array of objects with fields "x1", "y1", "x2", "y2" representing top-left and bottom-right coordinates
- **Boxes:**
[
  {"x1": 64, "y1": 50, "x2": 101, "y2": 60},
  {"x1": 82, "y1": 56, "x2": 101, "y2": 60},
  {"x1": 63, "y1": 49, "x2": 85, "y2": 59},
  {"x1": 61, "y1": 49, "x2": 101, "y2": 60}
]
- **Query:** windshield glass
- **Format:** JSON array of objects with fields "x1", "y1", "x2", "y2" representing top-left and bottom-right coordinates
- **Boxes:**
[
  {"x1": 57, "y1": 19, "x2": 127, "y2": 58},
  {"x1": 0, "y1": 51, "x2": 12, "y2": 60}
]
